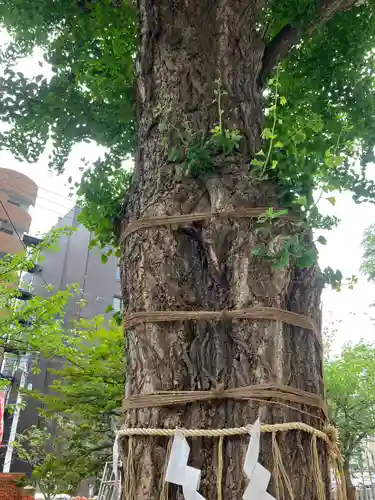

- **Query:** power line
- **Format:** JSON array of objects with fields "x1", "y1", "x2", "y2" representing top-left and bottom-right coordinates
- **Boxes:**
[
  {"x1": 32, "y1": 202, "x2": 75, "y2": 220},
  {"x1": 0, "y1": 169, "x2": 78, "y2": 203},
  {"x1": 0, "y1": 176, "x2": 82, "y2": 220},
  {"x1": 15, "y1": 186, "x2": 73, "y2": 211},
  {"x1": 0, "y1": 176, "x2": 75, "y2": 210},
  {"x1": 0, "y1": 182, "x2": 77, "y2": 219}
]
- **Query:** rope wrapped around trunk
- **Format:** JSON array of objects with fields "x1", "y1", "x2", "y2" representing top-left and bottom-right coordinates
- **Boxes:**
[
  {"x1": 118, "y1": 422, "x2": 346, "y2": 500},
  {"x1": 122, "y1": 207, "x2": 294, "y2": 241},
  {"x1": 122, "y1": 382, "x2": 328, "y2": 420},
  {"x1": 125, "y1": 306, "x2": 321, "y2": 345},
  {"x1": 120, "y1": 209, "x2": 340, "y2": 499}
]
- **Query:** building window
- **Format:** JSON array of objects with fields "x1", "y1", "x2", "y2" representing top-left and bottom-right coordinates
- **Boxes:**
[
  {"x1": 7, "y1": 199, "x2": 20, "y2": 207},
  {"x1": 0, "y1": 220, "x2": 15, "y2": 235},
  {"x1": 0, "y1": 228, "x2": 13, "y2": 236},
  {"x1": 112, "y1": 296, "x2": 122, "y2": 312},
  {"x1": 116, "y1": 265, "x2": 121, "y2": 282},
  {"x1": 6, "y1": 194, "x2": 28, "y2": 210}
]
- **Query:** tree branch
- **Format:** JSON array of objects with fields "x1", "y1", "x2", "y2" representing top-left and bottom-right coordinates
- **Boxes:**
[{"x1": 260, "y1": 0, "x2": 358, "y2": 85}]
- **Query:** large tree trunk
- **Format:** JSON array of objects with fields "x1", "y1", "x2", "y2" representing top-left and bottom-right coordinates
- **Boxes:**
[{"x1": 120, "y1": 0, "x2": 327, "y2": 498}]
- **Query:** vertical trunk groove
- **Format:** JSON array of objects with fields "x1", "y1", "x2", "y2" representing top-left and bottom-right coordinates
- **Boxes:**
[{"x1": 120, "y1": 0, "x2": 327, "y2": 498}]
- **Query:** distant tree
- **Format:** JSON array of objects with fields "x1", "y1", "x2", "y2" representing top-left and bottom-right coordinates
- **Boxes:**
[
  {"x1": 0, "y1": 231, "x2": 123, "y2": 490},
  {"x1": 361, "y1": 224, "x2": 375, "y2": 283},
  {"x1": 24, "y1": 314, "x2": 123, "y2": 485},
  {"x1": 325, "y1": 341, "x2": 375, "y2": 499},
  {"x1": 13, "y1": 425, "x2": 70, "y2": 500},
  {"x1": 0, "y1": 227, "x2": 76, "y2": 372}
]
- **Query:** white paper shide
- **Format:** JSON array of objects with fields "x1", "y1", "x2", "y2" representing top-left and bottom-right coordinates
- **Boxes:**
[
  {"x1": 243, "y1": 418, "x2": 276, "y2": 500},
  {"x1": 165, "y1": 419, "x2": 275, "y2": 500},
  {"x1": 165, "y1": 431, "x2": 205, "y2": 500}
]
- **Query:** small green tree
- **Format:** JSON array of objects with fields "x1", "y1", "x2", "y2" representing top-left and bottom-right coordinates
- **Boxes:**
[
  {"x1": 10, "y1": 313, "x2": 123, "y2": 496},
  {"x1": 24, "y1": 314, "x2": 124, "y2": 482},
  {"x1": 325, "y1": 341, "x2": 375, "y2": 497},
  {"x1": 362, "y1": 224, "x2": 375, "y2": 283},
  {"x1": 0, "y1": 226, "x2": 76, "y2": 354},
  {"x1": 0, "y1": 230, "x2": 123, "y2": 490},
  {"x1": 13, "y1": 425, "x2": 69, "y2": 500}
]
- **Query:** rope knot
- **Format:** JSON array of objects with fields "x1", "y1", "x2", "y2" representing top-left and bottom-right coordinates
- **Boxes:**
[
  {"x1": 324, "y1": 424, "x2": 340, "y2": 458},
  {"x1": 213, "y1": 383, "x2": 225, "y2": 397}
]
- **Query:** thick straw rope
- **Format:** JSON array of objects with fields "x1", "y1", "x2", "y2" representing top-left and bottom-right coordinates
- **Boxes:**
[
  {"x1": 120, "y1": 422, "x2": 347, "y2": 500},
  {"x1": 122, "y1": 383, "x2": 328, "y2": 420},
  {"x1": 119, "y1": 421, "x2": 332, "y2": 444},
  {"x1": 122, "y1": 207, "x2": 293, "y2": 240},
  {"x1": 125, "y1": 306, "x2": 320, "y2": 344}
]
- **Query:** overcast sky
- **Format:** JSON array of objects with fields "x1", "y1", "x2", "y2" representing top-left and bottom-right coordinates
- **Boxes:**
[{"x1": 1, "y1": 32, "x2": 375, "y2": 356}]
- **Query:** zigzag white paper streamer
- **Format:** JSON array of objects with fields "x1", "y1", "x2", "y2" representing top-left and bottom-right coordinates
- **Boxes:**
[
  {"x1": 243, "y1": 418, "x2": 276, "y2": 500},
  {"x1": 165, "y1": 431, "x2": 205, "y2": 500}
]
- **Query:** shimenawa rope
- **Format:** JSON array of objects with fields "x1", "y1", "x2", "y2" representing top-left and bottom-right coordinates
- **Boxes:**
[
  {"x1": 119, "y1": 422, "x2": 347, "y2": 500},
  {"x1": 125, "y1": 306, "x2": 321, "y2": 344},
  {"x1": 122, "y1": 207, "x2": 294, "y2": 240},
  {"x1": 122, "y1": 382, "x2": 328, "y2": 420},
  {"x1": 121, "y1": 209, "x2": 343, "y2": 499}
]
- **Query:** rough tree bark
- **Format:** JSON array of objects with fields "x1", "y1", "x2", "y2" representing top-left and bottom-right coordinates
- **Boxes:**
[{"x1": 119, "y1": 0, "x2": 342, "y2": 498}]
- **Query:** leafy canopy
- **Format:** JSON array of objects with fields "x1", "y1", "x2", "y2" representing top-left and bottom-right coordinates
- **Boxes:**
[
  {"x1": 1, "y1": 0, "x2": 375, "y2": 250},
  {"x1": 325, "y1": 341, "x2": 375, "y2": 463}
]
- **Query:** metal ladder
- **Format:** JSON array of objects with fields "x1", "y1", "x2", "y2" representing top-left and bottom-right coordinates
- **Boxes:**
[{"x1": 97, "y1": 462, "x2": 121, "y2": 500}]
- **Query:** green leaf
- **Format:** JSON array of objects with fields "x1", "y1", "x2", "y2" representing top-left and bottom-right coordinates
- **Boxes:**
[
  {"x1": 168, "y1": 146, "x2": 182, "y2": 163},
  {"x1": 272, "y1": 209, "x2": 289, "y2": 218},
  {"x1": 327, "y1": 197, "x2": 336, "y2": 206},
  {"x1": 293, "y1": 130, "x2": 306, "y2": 143},
  {"x1": 251, "y1": 247, "x2": 263, "y2": 256},
  {"x1": 279, "y1": 96, "x2": 287, "y2": 105},
  {"x1": 296, "y1": 248, "x2": 317, "y2": 268},
  {"x1": 272, "y1": 252, "x2": 290, "y2": 270},
  {"x1": 317, "y1": 235, "x2": 327, "y2": 245},
  {"x1": 262, "y1": 128, "x2": 276, "y2": 140},
  {"x1": 293, "y1": 196, "x2": 307, "y2": 206},
  {"x1": 251, "y1": 158, "x2": 265, "y2": 167},
  {"x1": 210, "y1": 125, "x2": 221, "y2": 136},
  {"x1": 32, "y1": 366, "x2": 42, "y2": 375}
]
